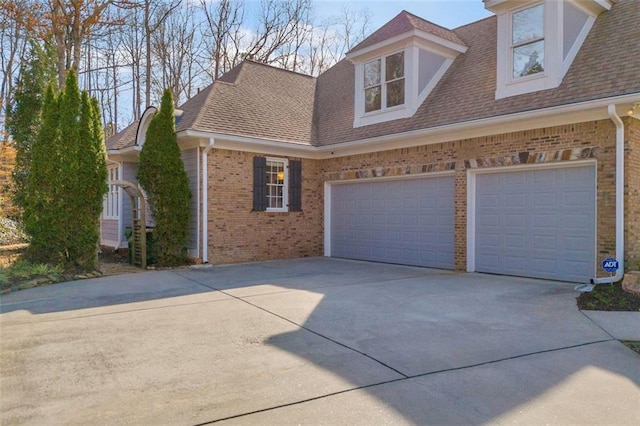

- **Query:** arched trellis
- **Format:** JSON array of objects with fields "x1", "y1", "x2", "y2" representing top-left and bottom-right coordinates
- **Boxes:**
[{"x1": 112, "y1": 180, "x2": 147, "y2": 269}]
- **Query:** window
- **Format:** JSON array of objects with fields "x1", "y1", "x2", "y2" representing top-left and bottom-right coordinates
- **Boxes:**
[
  {"x1": 266, "y1": 159, "x2": 286, "y2": 210},
  {"x1": 363, "y1": 51, "x2": 405, "y2": 113},
  {"x1": 491, "y1": 0, "x2": 607, "y2": 99},
  {"x1": 511, "y1": 4, "x2": 544, "y2": 78},
  {"x1": 253, "y1": 157, "x2": 302, "y2": 212},
  {"x1": 103, "y1": 166, "x2": 119, "y2": 219}
]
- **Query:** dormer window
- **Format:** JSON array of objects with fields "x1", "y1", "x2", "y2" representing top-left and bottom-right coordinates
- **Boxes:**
[
  {"x1": 486, "y1": 0, "x2": 612, "y2": 100},
  {"x1": 364, "y1": 52, "x2": 405, "y2": 113},
  {"x1": 346, "y1": 11, "x2": 467, "y2": 128},
  {"x1": 511, "y1": 3, "x2": 544, "y2": 78}
]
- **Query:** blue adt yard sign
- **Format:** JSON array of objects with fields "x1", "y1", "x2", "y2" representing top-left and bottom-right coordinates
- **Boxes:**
[{"x1": 601, "y1": 258, "x2": 619, "y2": 273}]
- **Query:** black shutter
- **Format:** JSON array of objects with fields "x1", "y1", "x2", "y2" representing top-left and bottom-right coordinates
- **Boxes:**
[
  {"x1": 289, "y1": 160, "x2": 302, "y2": 212},
  {"x1": 253, "y1": 156, "x2": 267, "y2": 211}
]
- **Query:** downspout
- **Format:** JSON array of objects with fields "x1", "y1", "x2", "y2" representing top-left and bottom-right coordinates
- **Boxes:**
[
  {"x1": 591, "y1": 105, "x2": 625, "y2": 284},
  {"x1": 201, "y1": 138, "x2": 215, "y2": 263}
]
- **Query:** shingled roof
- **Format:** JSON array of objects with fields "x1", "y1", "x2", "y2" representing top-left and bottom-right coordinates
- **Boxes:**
[
  {"x1": 107, "y1": 60, "x2": 316, "y2": 150},
  {"x1": 108, "y1": 0, "x2": 639, "y2": 151},
  {"x1": 348, "y1": 10, "x2": 466, "y2": 54},
  {"x1": 314, "y1": 0, "x2": 640, "y2": 145}
]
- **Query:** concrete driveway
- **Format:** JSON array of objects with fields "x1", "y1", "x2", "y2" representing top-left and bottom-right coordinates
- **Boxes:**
[{"x1": 1, "y1": 257, "x2": 639, "y2": 425}]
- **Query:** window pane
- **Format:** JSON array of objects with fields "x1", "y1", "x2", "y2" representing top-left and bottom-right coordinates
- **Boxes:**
[
  {"x1": 365, "y1": 86, "x2": 381, "y2": 112},
  {"x1": 386, "y1": 79, "x2": 405, "y2": 107},
  {"x1": 266, "y1": 160, "x2": 285, "y2": 209},
  {"x1": 512, "y1": 4, "x2": 544, "y2": 45},
  {"x1": 385, "y1": 52, "x2": 404, "y2": 81},
  {"x1": 513, "y1": 40, "x2": 544, "y2": 77},
  {"x1": 364, "y1": 59, "x2": 381, "y2": 88}
]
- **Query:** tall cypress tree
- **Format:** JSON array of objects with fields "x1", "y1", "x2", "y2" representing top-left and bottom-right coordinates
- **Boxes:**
[
  {"x1": 23, "y1": 70, "x2": 107, "y2": 271},
  {"x1": 23, "y1": 84, "x2": 64, "y2": 262},
  {"x1": 7, "y1": 41, "x2": 57, "y2": 211},
  {"x1": 137, "y1": 89, "x2": 191, "y2": 266},
  {"x1": 73, "y1": 92, "x2": 108, "y2": 270}
]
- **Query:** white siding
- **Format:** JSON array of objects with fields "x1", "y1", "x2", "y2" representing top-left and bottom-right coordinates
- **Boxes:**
[{"x1": 181, "y1": 148, "x2": 199, "y2": 257}]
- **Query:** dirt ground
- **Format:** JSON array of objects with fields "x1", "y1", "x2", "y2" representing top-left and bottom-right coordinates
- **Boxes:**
[
  {"x1": 97, "y1": 247, "x2": 147, "y2": 276},
  {"x1": 0, "y1": 245, "x2": 145, "y2": 277}
]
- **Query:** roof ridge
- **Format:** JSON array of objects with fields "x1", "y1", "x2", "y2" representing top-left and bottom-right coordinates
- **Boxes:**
[
  {"x1": 403, "y1": 10, "x2": 454, "y2": 33},
  {"x1": 243, "y1": 58, "x2": 316, "y2": 79},
  {"x1": 183, "y1": 83, "x2": 217, "y2": 133}
]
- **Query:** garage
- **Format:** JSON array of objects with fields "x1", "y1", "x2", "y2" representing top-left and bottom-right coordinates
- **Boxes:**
[
  {"x1": 329, "y1": 175, "x2": 455, "y2": 269},
  {"x1": 473, "y1": 164, "x2": 596, "y2": 282}
]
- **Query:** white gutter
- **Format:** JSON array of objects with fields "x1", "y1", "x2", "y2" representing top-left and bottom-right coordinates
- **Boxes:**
[
  {"x1": 201, "y1": 138, "x2": 215, "y2": 263},
  {"x1": 176, "y1": 93, "x2": 640, "y2": 160},
  {"x1": 592, "y1": 105, "x2": 625, "y2": 284}
]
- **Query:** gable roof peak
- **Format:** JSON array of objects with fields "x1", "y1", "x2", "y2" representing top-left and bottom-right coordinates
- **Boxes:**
[{"x1": 348, "y1": 9, "x2": 466, "y2": 56}]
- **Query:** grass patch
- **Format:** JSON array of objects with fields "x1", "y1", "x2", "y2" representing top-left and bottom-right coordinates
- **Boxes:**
[
  {"x1": 577, "y1": 281, "x2": 640, "y2": 312},
  {"x1": 0, "y1": 260, "x2": 63, "y2": 291}
]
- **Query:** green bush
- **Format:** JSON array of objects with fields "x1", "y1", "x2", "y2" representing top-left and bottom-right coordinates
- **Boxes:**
[
  {"x1": 137, "y1": 89, "x2": 191, "y2": 266},
  {"x1": 22, "y1": 70, "x2": 107, "y2": 272}
]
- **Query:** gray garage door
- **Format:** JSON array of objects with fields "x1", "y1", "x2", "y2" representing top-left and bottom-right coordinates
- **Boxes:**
[
  {"x1": 475, "y1": 165, "x2": 595, "y2": 282},
  {"x1": 330, "y1": 176, "x2": 454, "y2": 269}
]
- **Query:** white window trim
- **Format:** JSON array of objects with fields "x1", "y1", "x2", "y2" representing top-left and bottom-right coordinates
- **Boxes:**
[
  {"x1": 354, "y1": 48, "x2": 412, "y2": 128},
  {"x1": 351, "y1": 31, "x2": 466, "y2": 128},
  {"x1": 362, "y1": 51, "x2": 406, "y2": 114},
  {"x1": 495, "y1": 0, "x2": 562, "y2": 99},
  {"x1": 509, "y1": 2, "x2": 546, "y2": 82},
  {"x1": 265, "y1": 157, "x2": 289, "y2": 213},
  {"x1": 494, "y1": 0, "x2": 607, "y2": 100},
  {"x1": 103, "y1": 165, "x2": 120, "y2": 220}
]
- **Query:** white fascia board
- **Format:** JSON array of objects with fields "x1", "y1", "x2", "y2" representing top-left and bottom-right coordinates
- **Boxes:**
[
  {"x1": 347, "y1": 30, "x2": 466, "y2": 62},
  {"x1": 568, "y1": 0, "x2": 612, "y2": 15},
  {"x1": 178, "y1": 130, "x2": 321, "y2": 159},
  {"x1": 413, "y1": 29, "x2": 467, "y2": 54},
  {"x1": 176, "y1": 94, "x2": 639, "y2": 161},
  {"x1": 107, "y1": 147, "x2": 141, "y2": 162}
]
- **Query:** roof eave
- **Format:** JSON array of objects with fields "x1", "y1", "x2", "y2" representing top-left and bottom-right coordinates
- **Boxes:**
[
  {"x1": 346, "y1": 29, "x2": 467, "y2": 62},
  {"x1": 319, "y1": 93, "x2": 640, "y2": 158}
]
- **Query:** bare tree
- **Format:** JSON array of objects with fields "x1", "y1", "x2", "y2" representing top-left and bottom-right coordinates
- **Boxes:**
[
  {"x1": 198, "y1": 0, "x2": 244, "y2": 80},
  {"x1": 243, "y1": 0, "x2": 311, "y2": 64},
  {"x1": 143, "y1": 0, "x2": 181, "y2": 108},
  {"x1": 150, "y1": 4, "x2": 200, "y2": 105},
  {"x1": 0, "y1": 0, "x2": 35, "y2": 138}
]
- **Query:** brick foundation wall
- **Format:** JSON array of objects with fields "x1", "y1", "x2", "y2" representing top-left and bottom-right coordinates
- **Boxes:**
[
  {"x1": 626, "y1": 117, "x2": 640, "y2": 270},
  {"x1": 206, "y1": 148, "x2": 323, "y2": 264},
  {"x1": 321, "y1": 120, "x2": 618, "y2": 275}
]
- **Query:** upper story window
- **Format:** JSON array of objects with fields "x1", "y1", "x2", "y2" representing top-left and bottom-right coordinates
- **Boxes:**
[
  {"x1": 511, "y1": 4, "x2": 544, "y2": 78},
  {"x1": 346, "y1": 11, "x2": 467, "y2": 128},
  {"x1": 486, "y1": 0, "x2": 612, "y2": 100},
  {"x1": 364, "y1": 51, "x2": 405, "y2": 113}
]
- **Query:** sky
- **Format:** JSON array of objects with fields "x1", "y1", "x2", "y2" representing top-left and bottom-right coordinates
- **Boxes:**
[{"x1": 313, "y1": 0, "x2": 493, "y2": 31}]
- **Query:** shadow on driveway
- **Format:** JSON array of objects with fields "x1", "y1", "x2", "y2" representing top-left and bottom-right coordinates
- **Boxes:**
[{"x1": 1, "y1": 257, "x2": 639, "y2": 424}]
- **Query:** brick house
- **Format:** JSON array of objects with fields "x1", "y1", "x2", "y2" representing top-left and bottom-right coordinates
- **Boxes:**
[{"x1": 102, "y1": 0, "x2": 640, "y2": 284}]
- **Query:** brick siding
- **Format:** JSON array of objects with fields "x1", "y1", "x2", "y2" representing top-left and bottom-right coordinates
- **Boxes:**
[
  {"x1": 205, "y1": 119, "x2": 638, "y2": 277},
  {"x1": 626, "y1": 117, "x2": 640, "y2": 270},
  {"x1": 206, "y1": 148, "x2": 323, "y2": 264},
  {"x1": 321, "y1": 120, "x2": 618, "y2": 276}
]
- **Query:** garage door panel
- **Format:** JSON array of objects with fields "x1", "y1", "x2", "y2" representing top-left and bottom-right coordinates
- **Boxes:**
[
  {"x1": 331, "y1": 176, "x2": 454, "y2": 269},
  {"x1": 475, "y1": 165, "x2": 595, "y2": 282}
]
